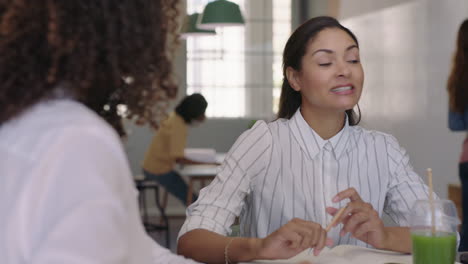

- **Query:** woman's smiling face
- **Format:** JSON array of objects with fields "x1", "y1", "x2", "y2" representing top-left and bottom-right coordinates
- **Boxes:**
[{"x1": 287, "y1": 27, "x2": 364, "y2": 114}]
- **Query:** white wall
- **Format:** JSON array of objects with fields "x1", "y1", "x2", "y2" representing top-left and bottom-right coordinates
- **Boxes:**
[{"x1": 338, "y1": 0, "x2": 468, "y2": 199}]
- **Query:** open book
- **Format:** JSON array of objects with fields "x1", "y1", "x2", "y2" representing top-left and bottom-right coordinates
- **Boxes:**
[{"x1": 246, "y1": 244, "x2": 460, "y2": 264}]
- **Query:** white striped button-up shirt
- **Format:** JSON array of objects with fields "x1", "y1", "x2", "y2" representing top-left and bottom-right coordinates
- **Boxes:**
[{"x1": 179, "y1": 109, "x2": 430, "y2": 247}]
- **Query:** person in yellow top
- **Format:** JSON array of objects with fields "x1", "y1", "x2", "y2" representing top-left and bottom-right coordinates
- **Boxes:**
[{"x1": 142, "y1": 93, "x2": 208, "y2": 205}]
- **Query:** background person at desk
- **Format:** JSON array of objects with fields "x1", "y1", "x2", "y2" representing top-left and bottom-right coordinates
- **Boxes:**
[
  {"x1": 447, "y1": 18, "x2": 468, "y2": 251},
  {"x1": 142, "y1": 93, "x2": 210, "y2": 206},
  {"x1": 177, "y1": 16, "x2": 432, "y2": 264},
  {"x1": 0, "y1": 0, "x2": 201, "y2": 263}
]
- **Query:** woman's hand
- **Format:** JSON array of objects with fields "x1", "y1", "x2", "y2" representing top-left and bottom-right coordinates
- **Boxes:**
[
  {"x1": 327, "y1": 187, "x2": 388, "y2": 249},
  {"x1": 255, "y1": 218, "x2": 333, "y2": 260}
]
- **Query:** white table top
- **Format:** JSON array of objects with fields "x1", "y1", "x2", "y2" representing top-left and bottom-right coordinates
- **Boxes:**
[
  {"x1": 177, "y1": 153, "x2": 225, "y2": 177},
  {"x1": 215, "y1": 153, "x2": 226, "y2": 163},
  {"x1": 178, "y1": 164, "x2": 220, "y2": 177}
]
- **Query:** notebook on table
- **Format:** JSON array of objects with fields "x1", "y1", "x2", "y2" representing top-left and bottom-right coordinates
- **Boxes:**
[{"x1": 241, "y1": 245, "x2": 461, "y2": 264}]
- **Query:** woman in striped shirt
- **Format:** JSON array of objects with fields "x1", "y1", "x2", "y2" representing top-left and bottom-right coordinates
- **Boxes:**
[{"x1": 178, "y1": 16, "x2": 431, "y2": 263}]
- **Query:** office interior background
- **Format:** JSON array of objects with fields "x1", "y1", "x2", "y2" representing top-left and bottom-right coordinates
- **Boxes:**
[{"x1": 124, "y1": 0, "x2": 468, "y2": 216}]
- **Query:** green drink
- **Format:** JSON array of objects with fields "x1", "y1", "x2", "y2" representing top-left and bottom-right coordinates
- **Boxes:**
[
  {"x1": 412, "y1": 231, "x2": 456, "y2": 264},
  {"x1": 410, "y1": 199, "x2": 460, "y2": 264}
]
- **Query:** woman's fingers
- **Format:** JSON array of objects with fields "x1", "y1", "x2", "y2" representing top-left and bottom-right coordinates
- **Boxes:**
[
  {"x1": 354, "y1": 221, "x2": 373, "y2": 238},
  {"x1": 282, "y1": 218, "x2": 330, "y2": 251},
  {"x1": 332, "y1": 187, "x2": 363, "y2": 202},
  {"x1": 277, "y1": 219, "x2": 308, "y2": 250},
  {"x1": 334, "y1": 202, "x2": 382, "y2": 240},
  {"x1": 279, "y1": 227, "x2": 303, "y2": 249},
  {"x1": 330, "y1": 189, "x2": 387, "y2": 248},
  {"x1": 260, "y1": 218, "x2": 335, "y2": 260},
  {"x1": 327, "y1": 200, "x2": 378, "y2": 237},
  {"x1": 313, "y1": 228, "x2": 328, "y2": 256},
  {"x1": 334, "y1": 201, "x2": 373, "y2": 226},
  {"x1": 342, "y1": 212, "x2": 369, "y2": 235},
  {"x1": 296, "y1": 224, "x2": 314, "y2": 249},
  {"x1": 326, "y1": 206, "x2": 338, "y2": 216},
  {"x1": 325, "y1": 237, "x2": 334, "y2": 247}
]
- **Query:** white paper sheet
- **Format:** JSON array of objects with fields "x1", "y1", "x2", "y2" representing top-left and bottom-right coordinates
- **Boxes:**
[
  {"x1": 184, "y1": 148, "x2": 216, "y2": 163},
  {"x1": 241, "y1": 245, "x2": 461, "y2": 264}
]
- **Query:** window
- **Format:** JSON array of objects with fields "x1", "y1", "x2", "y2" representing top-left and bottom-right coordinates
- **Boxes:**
[{"x1": 186, "y1": 0, "x2": 291, "y2": 118}]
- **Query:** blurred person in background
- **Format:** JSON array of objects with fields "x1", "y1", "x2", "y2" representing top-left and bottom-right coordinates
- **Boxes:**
[
  {"x1": 447, "y1": 18, "x2": 468, "y2": 252},
  {"x1": 142, "y1": 93, "x2": 211, "y2": 206}
]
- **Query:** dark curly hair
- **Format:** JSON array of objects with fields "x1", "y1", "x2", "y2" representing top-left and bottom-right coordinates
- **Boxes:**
[
  {"x1": 448, "y1": 18, "x2": 468, "y2": 114},
  {"x1": 0, "y1": 0, "x2": 181, "y2": 136}
]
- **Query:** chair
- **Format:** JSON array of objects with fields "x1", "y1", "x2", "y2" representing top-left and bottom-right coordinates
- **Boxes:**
[{"x1": 135, "y1": 177, "x2": 170, "y2": 248}]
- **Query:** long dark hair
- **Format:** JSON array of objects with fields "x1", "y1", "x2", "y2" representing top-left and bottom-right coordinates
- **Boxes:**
[
  {"x1": 175, "y1": 93, "x2": 208, "y2": 123},
  {"x1": 277, "y1": 16, "x2": 361, "y2": 125},
  {"x1": 0, "y1": 0, "x2": 180, "y2": 136},
  {"x1": 448, "y1": 19, "x2": 468, "y2": 114}
]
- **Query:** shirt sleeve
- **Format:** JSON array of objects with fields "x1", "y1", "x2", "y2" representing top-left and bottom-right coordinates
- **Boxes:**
[
  {"x1": 178, "y1": 121, "x2": 272, "y2": 239},
  {"x1": 448, "y1": 110, "x2": 467, "y2": 131},
  {"x1": 383, "y1": 134, "x2": 433, "y2": 226}
]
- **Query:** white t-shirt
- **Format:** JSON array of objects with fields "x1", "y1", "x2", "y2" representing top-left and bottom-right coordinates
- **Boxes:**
[{"x1": 0, "y1": 99, "x2": 200, "y2": 263}]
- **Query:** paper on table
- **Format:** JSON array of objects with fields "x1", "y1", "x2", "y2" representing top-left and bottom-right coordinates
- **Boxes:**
[
  {"x1": 250, "y1": 245, "x2": 463, "y2": 264},
  {"x1": 250, "y1": 245, "x2": 414, "y2": 264},
  {"x1": 184, "y1": 148, "x2": 216, "y2": 163}
]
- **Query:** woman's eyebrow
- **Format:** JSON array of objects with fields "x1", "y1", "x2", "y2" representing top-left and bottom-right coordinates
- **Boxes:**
[
  {"x1": 311, "y1": 45, "x2": 359, "y2": 56},
  {"x1": 311, "y1": 49, "x2": 333, "y2": 56},
  {"x1": 346, "y1": 45, "x2": 359, "y2": 51}
]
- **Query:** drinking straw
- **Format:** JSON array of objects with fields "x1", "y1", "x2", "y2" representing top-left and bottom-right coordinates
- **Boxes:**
[{"x1": 427, "y1": 168, "x2": 436, "y2": 236}]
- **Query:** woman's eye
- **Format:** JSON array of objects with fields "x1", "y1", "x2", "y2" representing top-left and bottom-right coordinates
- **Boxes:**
[
  {"x1": 319, "y1": 63, "x2": 332, "y2": 67},
  {"x1": 348, "y1": 60, "x2": 360, "y2": 64}
]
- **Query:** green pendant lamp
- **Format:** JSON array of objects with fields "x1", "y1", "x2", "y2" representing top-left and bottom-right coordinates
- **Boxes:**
[
  {"x1": 180, "y1": 13, "x2": 216, "y2": 39},
  {"x1": 198, "y1": 0, "x2": 245, "y2": 30}
]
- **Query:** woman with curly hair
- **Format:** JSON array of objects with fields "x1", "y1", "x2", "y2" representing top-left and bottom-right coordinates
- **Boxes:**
[
  {"x1": 0, "y1": 0, "x2": 200, "y2": 263},
  {"x1": 448, "y1": 18, "x2": 468, "y2": 251}
]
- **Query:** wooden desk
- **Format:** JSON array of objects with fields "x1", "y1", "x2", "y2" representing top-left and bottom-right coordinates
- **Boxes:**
[
  {"x1": 179, "y1": 153, "x2": 225, "y2": 205},
  {"x1": 179, "y1": 164, "x2": 220, "y2": 205}
]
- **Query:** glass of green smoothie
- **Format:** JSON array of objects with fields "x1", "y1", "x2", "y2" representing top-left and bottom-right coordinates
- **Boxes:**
[{"x1": 410, "y1": 199, "x2": 460, "y2": 264}]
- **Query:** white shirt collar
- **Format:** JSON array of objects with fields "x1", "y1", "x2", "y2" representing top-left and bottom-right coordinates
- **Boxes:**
[{"x1": 289, "y1": 108, "x2": 350, "y2": 160}]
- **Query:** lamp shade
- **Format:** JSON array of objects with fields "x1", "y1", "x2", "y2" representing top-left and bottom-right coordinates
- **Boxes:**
[
  {"x1": 198, "y1": 0, "x2": 245, "y2": 29},
  {"x1": 180, "y1": 13, "x2": 216, "y2": 39}
]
